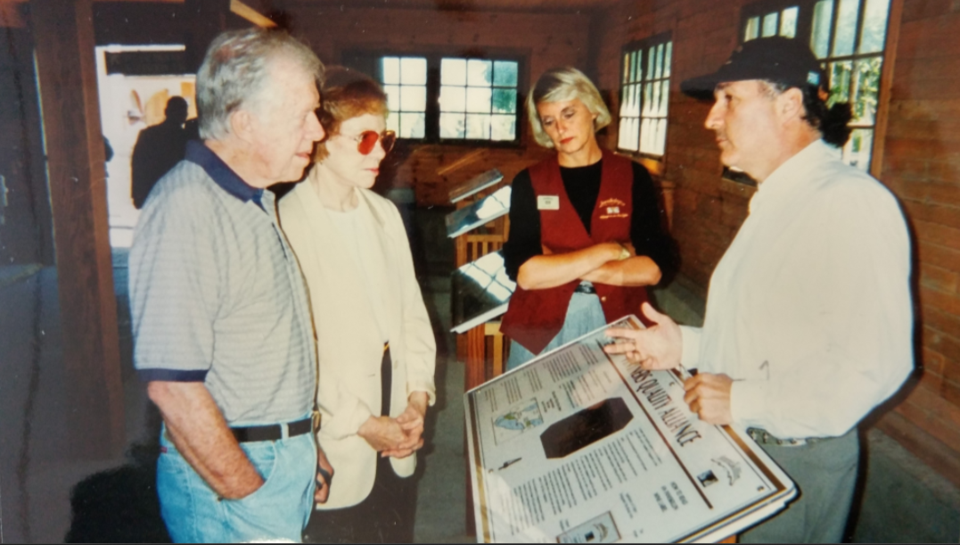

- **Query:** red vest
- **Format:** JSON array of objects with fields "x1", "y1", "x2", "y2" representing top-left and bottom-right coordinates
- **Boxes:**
[{"x1": 501, "y1": 151, "x2": 650, "y2": 354}]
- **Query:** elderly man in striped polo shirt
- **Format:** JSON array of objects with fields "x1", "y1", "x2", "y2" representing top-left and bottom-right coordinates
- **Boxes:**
[{"x1": 129, "y1": 29, "x2": 330, "y2": 543}]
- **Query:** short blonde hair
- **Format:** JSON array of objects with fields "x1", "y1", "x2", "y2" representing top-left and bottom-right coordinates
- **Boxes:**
[{"x1": 526, "y1": 67, "x2": 611, "y2": 148}]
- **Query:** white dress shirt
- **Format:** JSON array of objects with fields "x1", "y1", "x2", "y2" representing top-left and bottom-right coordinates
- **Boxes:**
[{"x1": 679, "y1": 140, "x2": 913, "y2": 439}]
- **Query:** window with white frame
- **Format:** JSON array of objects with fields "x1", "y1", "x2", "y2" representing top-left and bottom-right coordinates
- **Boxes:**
[
  {"x1": 741, "y1": 0, "x2": 892, "y2": 171},
  {"x1": 439, "y1": 58, "x2": 518, "y2": 141},
  {"x1": 618, "y1": 35, "x2": 673, "y2": 158},
  {"x1": 381, "y1": 56, "x2": 428, "y2": 139},
  {"x1": 354, "y1": 53, "x2": 521, "y2": 143}
]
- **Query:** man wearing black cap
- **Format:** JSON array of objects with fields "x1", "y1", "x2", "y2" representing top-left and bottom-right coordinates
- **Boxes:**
[{"x1": 606, "y1": 37, "x2": 913, "y2": 542}]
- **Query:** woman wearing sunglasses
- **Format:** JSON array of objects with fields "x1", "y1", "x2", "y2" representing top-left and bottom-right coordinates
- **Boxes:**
[{"x1": 279, "y1": 66, "x2": 436, "y2": 543}]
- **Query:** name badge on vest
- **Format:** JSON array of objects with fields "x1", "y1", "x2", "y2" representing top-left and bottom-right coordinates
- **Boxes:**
[{"x1": 537, "y1": 195, "x2": 560, "y2": 210}]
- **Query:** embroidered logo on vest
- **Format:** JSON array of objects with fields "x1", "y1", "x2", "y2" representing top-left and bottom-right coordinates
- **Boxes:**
[{"x1": 598, "y1": 197, "x2": 628, "y2": 220}]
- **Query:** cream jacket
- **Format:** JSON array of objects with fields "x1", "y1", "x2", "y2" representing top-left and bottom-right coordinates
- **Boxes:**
[{"x1": 279, "y1": 177, "x2": 436, "y2": 509}]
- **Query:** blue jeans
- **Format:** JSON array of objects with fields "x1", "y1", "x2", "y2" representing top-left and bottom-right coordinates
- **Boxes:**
[
  {"x1": 157, "y1": 425, "x2": 317, "y2": 543},
  {"x1": 506, "y1": 291, "x2": 607, "y2": 371}
]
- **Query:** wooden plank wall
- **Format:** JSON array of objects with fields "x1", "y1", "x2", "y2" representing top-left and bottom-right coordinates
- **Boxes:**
[
  {"x1": 592, "y1": 0, "x2": 960, "y2": 479},
  {"x1": 281, "y1": 4, "x2": 589, "y2": 205},
  {"x1": 879, "y1": 0, "x2": 960, "y2": 471}
]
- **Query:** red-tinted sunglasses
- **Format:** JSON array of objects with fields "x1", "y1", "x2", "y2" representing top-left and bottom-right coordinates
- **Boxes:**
[{"x1": 341, "y1": 130, "x2": 397, "y2": 155}]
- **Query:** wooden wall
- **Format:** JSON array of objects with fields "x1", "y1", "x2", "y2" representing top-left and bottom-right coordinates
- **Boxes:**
[
  {"x1": 280, "y1": 3, "x2": 594, "y2": 205},
  {"x1": 592, "y1": 0, "x2": 960, "y2": 480},
  {"x1": 878, "y1": 0, "x2": 960, "y2": 476}
]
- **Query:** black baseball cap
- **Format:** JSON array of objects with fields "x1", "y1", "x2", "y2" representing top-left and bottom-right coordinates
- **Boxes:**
[{"x1": 681, "y1": 36, "x2": 826, "y2": 100}]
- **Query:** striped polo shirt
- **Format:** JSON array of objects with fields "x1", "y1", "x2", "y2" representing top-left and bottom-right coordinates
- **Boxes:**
[{"x1": 129, "y1": 141, "x2": 316, "y2": 426}]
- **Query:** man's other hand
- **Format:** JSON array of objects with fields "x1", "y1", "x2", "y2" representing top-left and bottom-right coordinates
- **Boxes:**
[{"x1": 683, "y1": 373, "x2": 733, "y2": 425}]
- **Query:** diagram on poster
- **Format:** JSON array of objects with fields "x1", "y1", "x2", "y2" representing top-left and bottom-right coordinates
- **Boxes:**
[{"x1": 493, "y1": 399, "x2": 544, "y2": 444}]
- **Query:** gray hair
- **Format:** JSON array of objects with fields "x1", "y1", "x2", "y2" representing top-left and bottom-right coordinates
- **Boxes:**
[
  {"x1": 526, "y1": 67, "x2": 612, "y2": 148},
  {"x1": 197, "y1": 28, "x2": 324, "y2": 141}
]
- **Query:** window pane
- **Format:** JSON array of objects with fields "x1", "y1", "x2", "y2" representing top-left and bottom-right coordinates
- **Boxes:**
[
  {"x1": 811, "y1": 0, "x2": 835, "y2": 58},
  {"x1": 832, "y1": 0, "x2": 859, "y2": 56},
  {"x1": 640, "y1": 117, "x2": 653, "y2": 154},
  {"x1": 400, "y1": 57, "x2": 427, "y2": 85},
  {"x1": 852, "y1": 56, "x2": 882, "y2": 124},
  {"x1": 629, "y1": 51, "x2": 637, "y2": 82},
  {"x1": 632, "y1": 83, "x2": 642, "y2": 116},
  {"x1": 621, "y1": 118, "x2": 632, "y2": 151},
  {"x1": 660, "y1": 80, "x2": 670, "y2": 117},
  {"x1": 651, "y1": 79, "x2": 661, "y2": 116},
  {"x1": 622, "y1": 53, "x2": 631, "y2": 84},
  {"x1": 664, "y1": 42, "x2": 672, "y2": 78},
  {"x1": 762, "y1": 12, "x2": 779, "y2": 37},
  {"x1": 647, "y1": 48, "x2": 656, "y2": 82},
  {"x1": 842, "y1": 128, "x2": 873, "y2": 170},
  {"x1": 386, "y1": 113, "x2": 399, "y2": 133},
  {"x1": 400, "y1": 85, "x2": 426, "y2": 112},
  {"x1": 493, "y1": 61, "x2": 518, "y2": 87},
  {"x1": 654, "y1": 43, "x2": 664, "y2": 79},
  {"x1": 634, "y1": 51, "x2": 643, "y2": 82},
  {"x1": 382, "y1": 57, "x2": 400, "y2": 84},
  {"x1": 441, "y1": 58, "x2": 466, "y2": 85},
  {"x1": 780, "y1": 6, "x2": 799, "y2": 38},
  {"x1": 859, "y1": 0, "x2": 890, "y2": 53},
  {"x1": 642, "y1": 83, "x2": 653, "y2": 116},
  {"x1": 618, "y1": 117, "x2": 631, "y2": 150},
  {"x1": 466, "y1": 114, "x2": 490, "y2": 139},
  {"x1": 439, "y1": 112, "x2": 465, "y2": 138},
  {"x1": 491, "y1": 115, "x2": 516, "y2": 141},
  {"x1": 466, "y1": 87, "x2": 492, "y2": 113},
  {"x1": 829, "y1": 60, "x2": 853, "y2": 102},
  {"x1": 467, "y1": 59, "x2": 492, "y2": 86},
  {"x1": 400, "y1": 112, "x2": 425, "y2": 138},
  {"x1": 656, "y1": 118, "x2": 668, "y2": 156},
  {"x1": 440, "y1": 85, "x2": 466, "y2": 112},
  {"x1": 384, "y1": 85, "x2": 401, "y2": 112},
  {"x1": 745, "y1": 16, "x2": 761, "y2": 41},
  {"x1": 492, "y1": 88, "x2": 516, "y2": 114}
]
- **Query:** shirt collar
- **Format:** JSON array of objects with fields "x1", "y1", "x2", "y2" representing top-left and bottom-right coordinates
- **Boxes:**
[
  {"x1": 749, "y1": 139, "x2": 838, "y2": 214},
  {"x1": 185, "y1": 140, "x2": 264, "y2": 204}
]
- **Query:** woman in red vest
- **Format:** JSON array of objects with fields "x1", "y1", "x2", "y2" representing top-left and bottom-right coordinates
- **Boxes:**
[{"x1": 500, "y1": 66, "x2": 678, "y2": 370}]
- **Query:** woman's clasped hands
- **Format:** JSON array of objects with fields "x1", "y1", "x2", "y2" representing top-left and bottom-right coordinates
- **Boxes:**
[{"x1": 358, "y1": 391, "x2": 429, "y2": 459}]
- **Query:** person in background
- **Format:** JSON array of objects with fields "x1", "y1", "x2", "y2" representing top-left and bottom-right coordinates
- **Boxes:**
[
  {"x1": 279, "y1": 67, "x2": 436, "y2": 544},
  {"x1": 129, "y1": 29, "x2": 331, "y2": 543},
  {"x1": 130, "y1": 96, "x2": 189, "y2": 209},
  {"x1": 605, "y1": 37, "x2": 913, "y2": 542},
  {"x1": 500, "y1": 66, "x2": 677, "y2": 371}
]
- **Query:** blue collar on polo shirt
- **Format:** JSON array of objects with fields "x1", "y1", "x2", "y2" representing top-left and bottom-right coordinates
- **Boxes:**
[{"x1": 185, "y1": 140, "x2": 265, "y2": 209}]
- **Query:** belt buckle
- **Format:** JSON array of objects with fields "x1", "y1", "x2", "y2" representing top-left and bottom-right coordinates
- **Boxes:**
[{"x1": 312, "y1": 409, "x2": 321, "y2": 432}]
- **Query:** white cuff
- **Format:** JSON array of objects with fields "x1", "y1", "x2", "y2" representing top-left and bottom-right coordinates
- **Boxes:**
[
  {"x1": 729, "y1": 379, "x2": 769, "y2": 431},
  {"x1": 679, "y1": 326, "x2": 702, "y2": 368}
]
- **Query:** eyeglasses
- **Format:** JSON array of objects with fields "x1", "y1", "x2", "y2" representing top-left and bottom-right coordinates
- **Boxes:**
[{"x1": 339, "y1": 130, "x2": 397, "y2": 155}]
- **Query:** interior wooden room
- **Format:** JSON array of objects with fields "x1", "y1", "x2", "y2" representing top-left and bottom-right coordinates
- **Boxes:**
[{"x1": 1, "y1": 0, "x2": 959, "y2": 542}]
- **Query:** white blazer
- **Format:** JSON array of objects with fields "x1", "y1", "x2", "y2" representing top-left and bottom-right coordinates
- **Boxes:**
[{"x1": 279, "y1": 176, "x2": 436, "y2": 509}]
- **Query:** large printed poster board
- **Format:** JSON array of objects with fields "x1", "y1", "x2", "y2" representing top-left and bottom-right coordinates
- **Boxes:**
[{"x1": 464, "y1": 316, "x2": 797, "y2": 543}]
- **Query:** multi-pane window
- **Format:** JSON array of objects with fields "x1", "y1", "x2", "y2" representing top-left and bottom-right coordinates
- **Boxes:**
[
  {"x1": 742, "y1": 0, "x2": 892, "y2": 171},
  {"x1": 439, "y1": 59, "x2": 518, "y2": 141},
  {"x1": 381, "y1": 56, "x2": 427, "y2": 139},
  {"x1": 744, "y1": 6, "x2": 800, "y2": 39},
  {"x1": 362, "y1": 53, "x2": 521, "y2": 143},
  {"x1": 618, "y1": 36, "x2": 673, "y2": 157}
]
